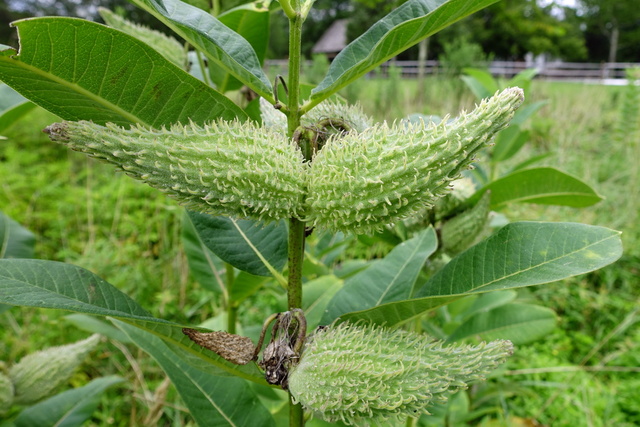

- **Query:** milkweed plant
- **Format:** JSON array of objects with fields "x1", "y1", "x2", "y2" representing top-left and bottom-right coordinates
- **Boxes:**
[{"x1": 0, "y1": 0, "x2": 623, "y2": 426}]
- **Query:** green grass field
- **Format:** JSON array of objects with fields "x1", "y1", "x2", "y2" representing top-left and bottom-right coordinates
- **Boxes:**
[{"x1": 1, "y1": 76, "x2": 638, "y2": 425}]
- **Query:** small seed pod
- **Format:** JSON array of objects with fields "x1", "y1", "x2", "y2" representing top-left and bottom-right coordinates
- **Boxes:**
[
  {"x1": 441, "y1": 190, "x2": 492, "y2": 254},
  {"x1": 260, "y1": 98, "x2": 372, "y2": 134},
  {"x1": 0, "y1": 371, "x2": 13, "y2": 416},
  {"x1": 306, "y1": 88, "x2": 524, "y2": 234},
  {"x1": 288, "y1": 322, "x2": 513, "y2": 426},
  {"x1": 9, "y1": 334, "x2": 100, "y2": 405},
  {"x1": 45, "y1": 120, "x2": 306, "y2": 222}
]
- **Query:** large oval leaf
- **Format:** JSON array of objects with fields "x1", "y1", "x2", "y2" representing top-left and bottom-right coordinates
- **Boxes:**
[
  {"x1": 321, "y1": 227, "x2": 437, "y2": 324},
  {"x1": 114, "y1": 321, "x2": 275, "y2": 427},
  {"x1": 338, "y1": 222, "x2": 622, "y2": 327},
  {"x1": 186, "y1": 211, "x2": 288, "y2": 280},
  {"x1": 0, "y1": 18, "x2": 246, "y2": 127},
  {"x1": 0, "y1": 259, "x2": 265, "y2": 383},
  {"x1": 446, "y1": 303, "x2": 557, "y2": 344},
  {"x1": 129, "y1": 0, "x2": 273, "y2": 101},
  {"x1": 470, "y1": 167, "x2": 603, "y2": 209},
  {"x1": 308, "y1": 0, "x2": 499, "y2": 106}
]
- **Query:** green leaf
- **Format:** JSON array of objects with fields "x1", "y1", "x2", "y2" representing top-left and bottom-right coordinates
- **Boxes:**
[
  {"x1": 508, "y1": 68, "x2": 539, "y2": 98},
  {"x1": 0, "y1": 100, "x2": 35, "y2": 135},
  {"x1": 339, "y1": 222, "x2": 622, "y2": 327},
  {"x1": 0, "y1": 18, "x2": 245, "y2": 127},
  {"x1": 309, "y1": 0, "x2": 499, "y2": 106},
  {"x1": 0, "y1": 82, "x2": 26, "y2": 110},
  {"x1": 0, "y1": 211, "x2": 35, "y2": 259},
  {"x1": 186, "y1": 211, "x2": 288, "y2": 280},
  {"x1": 212, "y1": 1, "x2": 271, "y2": 93},
  {"x1": 64, "y1": 313, "x2": 132, "y2": 343},
  {"x1": 0, "y1": 259, "x2": 265, "y2": 383},
  {"x1": 0, "y1": 84, "x2": 35, "y2": 134},
  {"x1": 302, "y1": 275, "x2": 343, "y2": 329},
  {"x1": 13, "y1": 376, "x2": 124, "y2": 427},
  {"x1": 128, "y1": 0, "x2": 273, "y2": 101},
  {"x1": 113, "y1": 321, "x2": 276, "y2": 427},
  {"x1": 492, "y1": 126, "x2": 530, "y2": 162},
  {"x1": 182, "y1": 211, "x2": 226, "y2": 294},
  {"x1": 470, "y1": 167, "x2": 603, "y2": 209},
  {"x1": 461, "y1": 68, "x2": 497, "y2": 99},
  {"x1": 461, "y1": 290, "x2": 518, "y2": 320},
  {"x1": 230, "y1": 271, "x2": 268, "y2": 304},
  {"x1": 321, "y1": 227, "x2": 437, "y2": 324},
  {"x1": 510, "y1": 100, "x2": 547, "y2": 126},
  {"x1": 510, "y1": 152, "x2": 554, "y2": 172},
  {"x1": 447, "y1": 303, "x2": 557, "y2": 345}
]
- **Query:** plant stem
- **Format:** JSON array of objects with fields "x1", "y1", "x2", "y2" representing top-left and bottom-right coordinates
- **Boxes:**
[
  {"x1": 286, "y1": 4, "x2": 306, "y2": 426},
  {"x1": 287, "y1": 217, "x2": 305, "y2": 309},
  {"x1": 286, "y1": 16, "x2": 303, "y2": 137},
  {"x1": 225, "y1": 263, "x2": 236, "y2": 334}
]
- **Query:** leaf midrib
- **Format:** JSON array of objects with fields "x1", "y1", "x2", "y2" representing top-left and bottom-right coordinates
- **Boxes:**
[{"x1": 0, "y1": 56, "x2": 147, "y2": 126}]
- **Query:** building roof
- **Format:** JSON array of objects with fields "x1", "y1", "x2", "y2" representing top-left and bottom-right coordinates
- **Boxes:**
[{"x1": 312, "y1": 19, "x2": 348, "y2": 54}]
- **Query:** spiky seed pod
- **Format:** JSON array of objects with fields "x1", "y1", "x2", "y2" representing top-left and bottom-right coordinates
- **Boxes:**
[
  {"x1": 0, "y1": 371, "x2": 13, "y2": 415},
  {"x1": 442, "y1": 190, "x2": 492, "y2": 254},
  {"x1": 306, "y1": 88, "x2": 524, "y2": 234},
  {"x1": 288, "y1": 323, "x2": 513, "y2": 426},
  {"x1": 9, "y1": 334, "x2": 100, "y2": 405},
  {"x1": 45, "y1": 120, "x2": 306, "y2": 222}
]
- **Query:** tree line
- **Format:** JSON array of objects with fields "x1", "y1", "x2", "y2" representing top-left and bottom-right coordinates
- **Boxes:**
[{"x1": 1, "y1": 0, "x2": 638, "y2": 63}]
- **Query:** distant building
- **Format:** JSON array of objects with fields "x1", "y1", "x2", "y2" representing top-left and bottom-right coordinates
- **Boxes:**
[{"x1": 311, "y1": 19, "x2": 348, "y2": 59}]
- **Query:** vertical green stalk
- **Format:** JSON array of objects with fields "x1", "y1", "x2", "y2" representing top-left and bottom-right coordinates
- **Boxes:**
[
  {"x1": 286, "y1": 3, "x2": 306, "y2": 425},
  {"x1": 285, "y1": 2, "x2": 305, "y2": 311},
  {"x1": 225, "y1": 263, "x2": 237, "y2": 334}
]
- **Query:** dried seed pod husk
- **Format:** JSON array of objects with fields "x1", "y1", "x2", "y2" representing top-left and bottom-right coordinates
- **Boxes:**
[
  {"x1": 45, "y1": 120, "x2": 306, "y2": 222},
  {"x1": 306, "y1": 88, "x2": 524, "y2": 234},
  {"x1": 288, "y1": 322, "x2": 513, "y2": 426},
  {"x1": 182, "y1": 328, "x2": 255, "y2": 365},
  {"x1": 9, "y1": 334, "x2": 100, "y2": 405}
]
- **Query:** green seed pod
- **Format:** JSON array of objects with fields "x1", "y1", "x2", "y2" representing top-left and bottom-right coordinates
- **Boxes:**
[
  {"x1": 302, "y1": 101, "x2": 372, "y2": 133},
  {"x1": 288, "y1": 323, "x2": 513, "y2": 426},
  {"x1": 306, "y1": 88, "x2": 524, "y2": 234},
  {"x1": 441, "y1": 190, "x2": 491, "y2": 254},
  {"x1": 0, "y1": 371, "x2": 13, "y2": 415},
  {"x1": 9, "y1": 334, "x2": 100, "y2": 405},
  {"x1": 45, "y1": 120, "x2": 306, "y2": 222}
]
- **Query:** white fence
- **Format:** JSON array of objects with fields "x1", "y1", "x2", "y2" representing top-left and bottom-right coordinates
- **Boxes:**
[{"x1": 266, "y1": 59, "x2": 640, "y2": 83}]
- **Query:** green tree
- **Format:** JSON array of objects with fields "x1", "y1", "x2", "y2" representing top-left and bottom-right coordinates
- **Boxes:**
[
  {"x1": 579, "y1": 0, "x2": 640, "y2": 62},
  {"x1": 459, "y1": 0, "x2": 586, "y2": 60}
]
